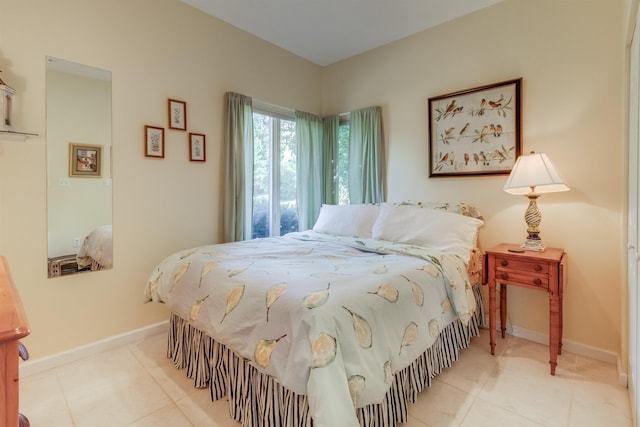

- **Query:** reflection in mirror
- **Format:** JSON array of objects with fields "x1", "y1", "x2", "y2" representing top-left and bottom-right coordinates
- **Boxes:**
[{"x1": 46, "y1": 57, "x2": 112, "y2": 278}]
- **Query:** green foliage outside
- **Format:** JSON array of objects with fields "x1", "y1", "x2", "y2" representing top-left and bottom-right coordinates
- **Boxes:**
[
  {"x1": 252, "y1": 115, "x2": 350, "y2": 238},
  {"x1": 252, "y1": 114, "x2": 298, "y2": 238}
]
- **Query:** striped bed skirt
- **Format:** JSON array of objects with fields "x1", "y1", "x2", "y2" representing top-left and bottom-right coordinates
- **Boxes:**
[
  {"x1": 90, "y1": 259, "x2": 107, "y2": 270},
  {"x1": 167, "y1": 285, "x2": 484, "y2": 427}
]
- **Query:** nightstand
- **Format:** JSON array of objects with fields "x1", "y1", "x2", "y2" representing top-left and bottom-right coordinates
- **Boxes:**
[{"x1": 485, "y1": 243, "x2": 567, "y2": 375}]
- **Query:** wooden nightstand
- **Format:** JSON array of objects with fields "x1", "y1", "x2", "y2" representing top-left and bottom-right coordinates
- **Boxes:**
[{"x1": 485, "y1": 243, "x2": 567, "y2": 375}]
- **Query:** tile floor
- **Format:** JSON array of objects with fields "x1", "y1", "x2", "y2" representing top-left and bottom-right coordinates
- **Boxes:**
[{"x1": 19, "y1": 328, "x2": 632, "y2": 427}]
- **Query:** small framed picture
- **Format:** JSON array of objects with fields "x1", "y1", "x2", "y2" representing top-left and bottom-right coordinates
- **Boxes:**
[
  {"x1": 69, "y1": 143, "x2": 102, "y2": 177},
  {"x1": 144, "y1": 125, "x2": 165, "y2": 158},
  {"x1": 189, "y1": 133, "x2": 206, "y2": 162},
  {"x1": 168, "y1": 98, "x2": 187, "y2": 130}
]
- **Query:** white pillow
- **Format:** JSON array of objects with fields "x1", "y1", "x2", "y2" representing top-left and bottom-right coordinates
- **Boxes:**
[
  {"x1": 312, "y1": 204, "x2": 381, "y2": 238},
  {"x1": 371, "y1": 204, "x2": 483, "y2": 262}
]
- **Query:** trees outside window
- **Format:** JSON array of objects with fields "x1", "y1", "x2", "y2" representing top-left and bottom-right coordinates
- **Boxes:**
[
  {"x1": 337, "y1": 123, "x2": 350, "y2": 205},
  {"x1": 252, "y1": 111, "x2": 354, "y2": 238},
  {"x1": 252, "y1": 112, "x2": 298, "y2": 238}
]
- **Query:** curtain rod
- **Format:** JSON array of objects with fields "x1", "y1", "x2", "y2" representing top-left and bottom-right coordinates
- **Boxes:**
[
  {"x1": 253, "y1": 98, "x2": 295, "y2": 117},
  {"x1": 253, "y1": 98, "x2": 350, "y2": 119}
]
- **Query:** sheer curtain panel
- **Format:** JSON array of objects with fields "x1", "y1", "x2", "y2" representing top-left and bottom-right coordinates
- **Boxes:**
[
  {"x1": 223, "y1": 92, "x2": 254, "y2": 242},
  {"x1": 322, "y1": 115, "x2": 340, "y2": 205},
  {"x1": 295, "y1": 111, "x2": 324, "y2": 231},
  {"x1": 348, "y1": 106, "x2": 386, "y2": 203}
]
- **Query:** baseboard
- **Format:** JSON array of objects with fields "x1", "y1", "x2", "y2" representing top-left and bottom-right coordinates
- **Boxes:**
[
  {"x1": 509, "y1": 325, "x2": 617, "y2": 363},
  {"x1": 20, "y1": 319, "x2": 629, "y2": 387},
  {"x1": 482, "y1": 310, "x2": 628, "y2": 387},
  {"x1": 20, "y1": 321, "x2": 169, "y2": 378},
  {"x1": 509, "y1": 325, "x2": 628, "y2": 387}
]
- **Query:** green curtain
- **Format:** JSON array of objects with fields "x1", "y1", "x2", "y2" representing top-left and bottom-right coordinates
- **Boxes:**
[
  {"x1": 295, "y1": 111, "x2": 324, "y2": 230},
  {"x1": 223, "y1": 92, "x2": 253, "y2": 242},
  {"x1": 322, "y1": 115, "x2": 340, "y2": 205},
  {"x1": 348, "y1": 106, "x2": 386, "y2": 203},
  {"x1": 224, "y1": 95, "x2": 384, "y2": 239}
]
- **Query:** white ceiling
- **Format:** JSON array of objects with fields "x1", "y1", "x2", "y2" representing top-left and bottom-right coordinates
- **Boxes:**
[{"x1": 181, "y1": 0, "x2": 504, "y2": 66}]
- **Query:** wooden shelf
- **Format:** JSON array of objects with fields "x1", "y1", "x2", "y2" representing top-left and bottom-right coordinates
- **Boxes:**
[{"x1": 0, "y1": 130, "x2": 38, "y2": 141}]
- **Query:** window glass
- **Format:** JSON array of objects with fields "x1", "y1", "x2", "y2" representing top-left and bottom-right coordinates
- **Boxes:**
[
  {"x1": 252, "y1": 113, "x2": 271, "y2": 238},
  {"x1": 252, "y1": 112, "x2": 298, "y2": 238},
  {"x1": 338, "y1": 123, "x2": 350, "y2": 204},
  {"x1": 279, "y1": 119, "x2": 297, "y2": 235}
]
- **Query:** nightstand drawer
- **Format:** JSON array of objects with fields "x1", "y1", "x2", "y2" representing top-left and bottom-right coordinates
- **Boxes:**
[
  {"x1": 486, "y1": 244, "x2": 566, "y2": 376},
  {"x1": 494, "y1": 256, "x2": 550, "y2": 275},
  {"x1": 495, "y1": 269, "x2": 549, "y2": 289}
]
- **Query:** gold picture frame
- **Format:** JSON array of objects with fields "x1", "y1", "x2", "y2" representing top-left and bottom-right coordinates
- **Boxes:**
[{"x1": 69, "y1": 143, "x2": 102, "y2": 177}]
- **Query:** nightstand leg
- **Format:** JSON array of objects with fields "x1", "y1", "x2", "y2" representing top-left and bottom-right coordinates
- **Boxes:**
[
  {"x1": 500, "y1": 283, "x2": 507, "y2": 338},
  {"x1": 549, "y1": 293, "x2": 561, "y2": 375},
  {"x1": 558, "y1": 294, "x2": 563, "y2": 355},
  {"x1": 489, "y1": 282, "x2": 496, "y2": 355}
]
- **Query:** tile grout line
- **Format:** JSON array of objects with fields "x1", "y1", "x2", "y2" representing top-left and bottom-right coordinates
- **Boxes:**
[
  {"x1": 126, "y1": 337, "x2": 198, "y2": 426},
  {"x1": 54, "y1": 367, "x2": 79, "y2": 427}
]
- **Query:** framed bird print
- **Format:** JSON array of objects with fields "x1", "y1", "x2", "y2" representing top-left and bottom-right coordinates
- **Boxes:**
[{"x1": 428, "y1": 78, "x2": 522, "y2": 177}]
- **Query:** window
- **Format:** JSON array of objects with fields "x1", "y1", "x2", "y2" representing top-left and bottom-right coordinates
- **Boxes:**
[
  {"x1": 250, "y1": 107, "x2": 356, "y2": 238},
  {"x1": 252, "y1": 110, "x2": 298, "y2": 238},
  {"x1": 337, "y1": 122, "x2": 350, "y2": 204}
]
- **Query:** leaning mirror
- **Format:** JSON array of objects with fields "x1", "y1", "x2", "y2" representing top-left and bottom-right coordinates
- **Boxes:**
[{"x1": 46, "y1": 57, "x2": 112, "y2": 278}]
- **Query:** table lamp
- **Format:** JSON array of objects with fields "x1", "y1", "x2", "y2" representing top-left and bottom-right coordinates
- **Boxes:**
[{"x1": 503, "y1": 151, "x2": 570, "y2": 251}]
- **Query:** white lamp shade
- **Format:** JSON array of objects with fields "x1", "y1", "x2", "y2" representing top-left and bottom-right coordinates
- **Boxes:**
[{"x1": 503, "y1": 152, "x2": 570, "y2": 195}]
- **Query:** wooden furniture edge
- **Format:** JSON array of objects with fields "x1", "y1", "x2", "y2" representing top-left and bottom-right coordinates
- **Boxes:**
[
  {"x1": 0, "y1": 255, "x2": 31, "y2": 427},
  {"x1": 0, "y1": 256, "x2": 30, "y2": 343}
]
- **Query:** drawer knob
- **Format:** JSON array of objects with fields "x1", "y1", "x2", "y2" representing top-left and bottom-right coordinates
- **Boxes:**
[
  {"x1": 534, "y1": 264, "x2": 543, "y2": 272},
  {"x1": 500, "y1": 272, "x2": 509, "y2": 280},
  {"x1": 500, "y1": 260, "x2": 508, "y2": 267},
  {"x1": 18, "y1": 341, "x2": 29, "y2": 361},
  {"x1": 533, "y1": 278, "x2": 542, "y2": 286},
  {"x1": 19, "y1": 413, "x2": 30, "y2": 427}
]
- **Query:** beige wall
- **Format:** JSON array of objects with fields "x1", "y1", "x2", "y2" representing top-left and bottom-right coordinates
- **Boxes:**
[
  {"x1": 0, "y1": 0, "x2": 629, "y2": 368},
  {"x1": 0, "y1": 0, "x2": 322, "y2": 359},
  {"x1": 323, "y1": 0, "x2": 626, "y2": 357}
]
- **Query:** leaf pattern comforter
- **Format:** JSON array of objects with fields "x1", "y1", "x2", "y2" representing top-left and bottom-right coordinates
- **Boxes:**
[{"x1": 144, "y1": 231, "x2": 476, "y2": 426}]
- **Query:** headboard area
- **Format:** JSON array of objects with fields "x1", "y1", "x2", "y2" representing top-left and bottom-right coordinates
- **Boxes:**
[
  {"x1": 312, "y1": 200, "x2": 486, "y2": 285},
  {"x1": 394, "y1": 200, "x2": 485, "y2": 285}
]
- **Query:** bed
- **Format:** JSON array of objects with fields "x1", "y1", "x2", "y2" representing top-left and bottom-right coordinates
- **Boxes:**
[
  {"x1": 76, "y1": 224, "x2": 112, "y2": 271},
  {"x1": 144, "y1": 202, "x2": 484, "y2": 426}
]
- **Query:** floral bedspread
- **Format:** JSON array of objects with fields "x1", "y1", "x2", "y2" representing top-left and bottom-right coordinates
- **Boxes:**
[{"x1": 144, "y1": 231, "x2": 476, "y2": 426}]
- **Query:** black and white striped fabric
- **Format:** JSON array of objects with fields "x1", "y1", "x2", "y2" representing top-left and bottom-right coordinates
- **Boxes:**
[{"x1": 167, "y1": 285, "x2": 484, "y2": 427}]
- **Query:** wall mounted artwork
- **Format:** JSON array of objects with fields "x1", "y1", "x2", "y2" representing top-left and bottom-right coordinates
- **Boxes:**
[
  {"x1": 144, "y1": 125, "x2": 165, "y2": 158},
  {"x1": 69, "y1": 143, "x2": 102, "y2": 177},
  {"x1": 428, "y1": 78, "x2": 522, "y2": 177},
  {"x1": 168, "y1": 98, "x2": 187, "y2": 131},
  {"x1": 189, "y1": 132, "x2": 206, "y2": 162}
]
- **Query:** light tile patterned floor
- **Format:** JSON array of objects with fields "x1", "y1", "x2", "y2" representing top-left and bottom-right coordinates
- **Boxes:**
[{"x1": 19, "y1": 328, "x2": 632, "y2": 426}]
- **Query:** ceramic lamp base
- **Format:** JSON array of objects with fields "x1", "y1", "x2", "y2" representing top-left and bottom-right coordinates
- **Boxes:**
[{"x1": 522, "y1": 238, "x2": 546, "y2": 251}]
